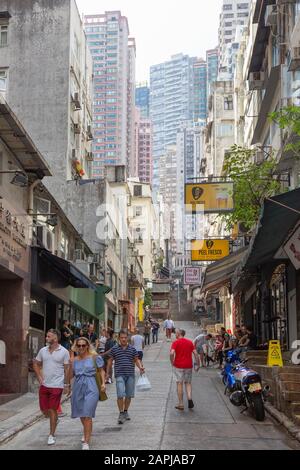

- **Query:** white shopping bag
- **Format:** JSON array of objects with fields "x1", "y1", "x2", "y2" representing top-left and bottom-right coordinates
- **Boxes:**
[{"x1": 136, "y1": 374, "x2": 151, "y2": 392}]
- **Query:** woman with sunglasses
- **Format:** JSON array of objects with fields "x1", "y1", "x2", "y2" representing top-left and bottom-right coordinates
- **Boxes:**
[{"x1": 70, "y1": 337, "x2": 106, "y2": 450}]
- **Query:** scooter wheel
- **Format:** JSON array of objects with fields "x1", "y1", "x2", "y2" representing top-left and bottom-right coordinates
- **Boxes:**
[{"x1": 250, "y1": 394, "x2": 265, "y2": 422}]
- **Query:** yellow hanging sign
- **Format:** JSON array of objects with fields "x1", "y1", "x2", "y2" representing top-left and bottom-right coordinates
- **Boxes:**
[{"x1": 267, "y1": 340, "x2": 283, "y2": 367}]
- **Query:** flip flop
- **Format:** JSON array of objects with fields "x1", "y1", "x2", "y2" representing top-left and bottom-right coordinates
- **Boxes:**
[{"x1": 175, "y1": 405, "x2": 184, "y2": 411}]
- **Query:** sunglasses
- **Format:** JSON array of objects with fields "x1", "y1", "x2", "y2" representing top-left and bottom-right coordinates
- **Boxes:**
[{"x1": 77, "y1": 344, "x2": 87, "y2": 348}]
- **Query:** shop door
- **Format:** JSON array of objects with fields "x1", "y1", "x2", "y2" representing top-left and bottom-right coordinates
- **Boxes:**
[
  {"x1": 46, "y1": 302, "x2": 57, "y2": 332},
  {"x1": 270, "y1": 265, "x2": 289, "y2": 350}
]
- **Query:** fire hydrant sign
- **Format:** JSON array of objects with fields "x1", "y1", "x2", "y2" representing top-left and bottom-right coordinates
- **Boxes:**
[
  {"x1": 267, "y1": 340, "x2": 283, "y2": 367},
  {"x1": 184, "y1": 267, "x2": 202, "y2": 285}
]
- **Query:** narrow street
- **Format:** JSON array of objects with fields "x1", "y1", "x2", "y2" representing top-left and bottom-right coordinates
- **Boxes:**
[{"x1": 1, "y1": 321, "x2": 299, "y2": 451}]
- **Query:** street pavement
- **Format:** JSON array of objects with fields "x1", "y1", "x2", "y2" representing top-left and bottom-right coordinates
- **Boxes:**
[{"x1": 1, "y1": 321, "x2": 300, "y2": 450}]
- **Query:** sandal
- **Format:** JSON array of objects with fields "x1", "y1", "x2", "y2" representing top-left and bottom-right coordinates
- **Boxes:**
[{"x1": 175, "y1": 405, "x2": 184, "y2": 410}]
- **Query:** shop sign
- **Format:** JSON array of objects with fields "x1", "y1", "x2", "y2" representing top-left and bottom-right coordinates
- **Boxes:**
[
  {"x1": 191, "y1": 239, "x2": 230, "y2": 261},
  {"x1": 0, "y1": 201, "x2": 28, "y2": 265},
  {"x1": 284, "y1": 225, "x2": 300, "y2": 270},
  {"x1": 184, "y1": 266, "x2": 202, "y2": 285},
  {"x1": 185, "y1": 182, "x2": 234, "y2": 213}
]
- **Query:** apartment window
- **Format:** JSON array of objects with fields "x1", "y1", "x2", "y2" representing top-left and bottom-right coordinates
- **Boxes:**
[
  {"x1": 216, "y1": 123, "x2": 234, "y2": 137},
  {"x1": 223, "y1": 4, "x2": 233, "y2": 10},
  {"x1": 0, "y1": 24, "x2": 8, "y2": 46},
  {"x1": 0, "y1": 68, "x2": 8, "y2": 94},
  {"x1": 134, "y1": 185, "x2": 142, "y2": 197},
  {"x1": 224, "y1": 96, "x2": 233, "y2": 110},
  {"x1": 237, "y1": 3, "x2": 248, "y2": 9},
  {"x1": 134, "y1": 206, "x2": 143, "y2": 217}
]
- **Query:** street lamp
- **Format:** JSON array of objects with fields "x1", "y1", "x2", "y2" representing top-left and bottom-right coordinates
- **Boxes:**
[{"x1": 0, "y1": 170, "x2": 28, "y2": 187}]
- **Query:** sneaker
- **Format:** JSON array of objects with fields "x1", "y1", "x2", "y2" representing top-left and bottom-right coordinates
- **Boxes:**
[
  {"x1": 81, "y1": 436, "x2": 85, "y2": 443},
  {"x1": 188, "y1": 399, "x2": 194, "y2": 409},
  {"x1": 82, "y1": 443, "x2": 90, "y2": 450},
  {"x1": 118, "y1": 412, "x2": 126, "y2": 424},
  {"x1": 47, "y1": 435, "x2": 56, "y2": 446},
  {"x1": 123, "y1": 411, "x2": 131, "y2": 421},
  {"x1": 58, "y1": 412, "x2": 66, "y2": 417}
]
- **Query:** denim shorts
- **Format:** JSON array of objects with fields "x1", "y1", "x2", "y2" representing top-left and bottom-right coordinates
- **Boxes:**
[
  {"x1": 173, "y1": 368, "x2": 193, "y2": 383},
  {"x1": 116, "y1": 375, "x2": 135, "y2": 398}
]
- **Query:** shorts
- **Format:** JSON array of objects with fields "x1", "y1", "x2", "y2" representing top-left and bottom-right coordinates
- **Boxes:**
[
  {"x1": 39, "y1": 385, "x2": 63, "y2": 412},
  {"x1": 173, "y1": 368, "x2": 193, "y2": 383},
  {"x1": 137, "y1": 351, "x2": 143, "y2": 361},
  {"x1": 197, "y1": 344, "x2": 205, "y2": 354},
  {"x1": 116, "y1": 375, "x2": 135, "y2": 399}
]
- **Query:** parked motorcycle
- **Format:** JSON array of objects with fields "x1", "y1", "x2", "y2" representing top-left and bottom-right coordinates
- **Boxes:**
[{"x1": 222, "y1": 349, "x2": 270, "y2": 422}]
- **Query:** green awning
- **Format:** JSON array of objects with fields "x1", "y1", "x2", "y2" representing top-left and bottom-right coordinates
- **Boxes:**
[
  {"x1": 69, "y1": 284, "x2": 111, "y2": 320},
  {"x1": 241, "y1": 188, "x2": 300, "y2": 271}
]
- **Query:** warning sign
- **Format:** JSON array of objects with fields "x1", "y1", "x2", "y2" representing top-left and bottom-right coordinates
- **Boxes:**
[{"x1": 267, "y1": 340, "x2": 283, "y2": 367}]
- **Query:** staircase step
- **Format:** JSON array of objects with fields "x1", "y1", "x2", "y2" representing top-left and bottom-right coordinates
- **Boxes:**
[
  {"x1": 279, "y1": 367, "x2": 300, "y2": 376},
  {"x1": 282, "y1": 391, "x2": 300, "y2": 402},
  {"x1": 291, "y1": 402, "x2": 300, "y2": 414},
  {"x1": 282, "y1": 382, "x2": 300, "y2": 392},
  {"x1": 279, "y1": 374, "x2": 300, "y2": 382}
]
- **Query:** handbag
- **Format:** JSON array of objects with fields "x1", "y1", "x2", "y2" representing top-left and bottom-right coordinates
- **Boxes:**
[{"x1": 93, "y1": 356, "x2": 108, "y2": 401}]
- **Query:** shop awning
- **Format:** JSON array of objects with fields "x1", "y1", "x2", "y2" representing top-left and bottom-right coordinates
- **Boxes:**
[
  {"x1": 202, "y1": 247, "x2": 248, "y2": 293},
  {"x1": 37, "y1": 248, "x2": 97, "y2": 290},
  {"x1": 241, "y1": 188, "x2": 300, "y2": 271}
]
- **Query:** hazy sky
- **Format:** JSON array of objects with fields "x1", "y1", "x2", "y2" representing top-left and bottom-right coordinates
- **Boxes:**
[{"x1": 76, "y1": 0, "x2": 223, "y2": 82}]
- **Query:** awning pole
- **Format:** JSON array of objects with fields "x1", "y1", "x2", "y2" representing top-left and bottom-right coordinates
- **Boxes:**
[{"x1": 266, "y1": 198, "x2": 300, "y2": 216}]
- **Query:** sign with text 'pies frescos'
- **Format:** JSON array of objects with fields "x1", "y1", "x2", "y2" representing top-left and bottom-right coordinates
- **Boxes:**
[
  {"x1": 191, "y1": 239, "x2": 230, "y2": 262},
  {"x1": 185, "y1": 182, "x2": 234, "y2": 213}
]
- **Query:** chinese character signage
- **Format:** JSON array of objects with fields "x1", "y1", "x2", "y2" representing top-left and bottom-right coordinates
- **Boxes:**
[
  {"x1": 284, "y1": 225, "x2": 300, "y2": 270},
  {"x1": 191, "y1": 239, "x2": 230, "y2": 262},
  {"x1": 185, "y1": 182, "x2": 234, "y2": 213},
  {"x1": 184, "y1": 267, "x2": 202, "y2": 285}
]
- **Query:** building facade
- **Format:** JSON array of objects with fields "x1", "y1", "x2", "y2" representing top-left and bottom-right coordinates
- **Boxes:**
[
  {"x1": 135, "y1": 83, "x2": 150, "y2": 119},
  {"x1": 84, "y1": 11, "x2": 136, "y2": 178}
]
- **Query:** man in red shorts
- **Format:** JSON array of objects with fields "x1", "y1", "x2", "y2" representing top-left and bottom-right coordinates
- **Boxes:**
[
  {"x1": 33, "y1": 329, "x2": 70, "y2": 446},
  {"x1": 170, "y1": 329, "x2": 199, "y2": 410}
]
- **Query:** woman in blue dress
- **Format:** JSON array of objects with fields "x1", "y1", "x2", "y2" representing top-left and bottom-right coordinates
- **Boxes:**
[{"x1": 71, "y1": 337, "x2": 106, "y2": 450}]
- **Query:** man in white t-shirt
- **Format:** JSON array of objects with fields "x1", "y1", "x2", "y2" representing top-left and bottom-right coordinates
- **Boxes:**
[
  {"x1": 131, "y1": 328, "x2": 145, "y2": 364},
  {"x1": 164, "y1": 316, "x2": 175, "y2": 341},
  {"x1": 33, "y1": 329, "x2": 70, "y2": 446}
]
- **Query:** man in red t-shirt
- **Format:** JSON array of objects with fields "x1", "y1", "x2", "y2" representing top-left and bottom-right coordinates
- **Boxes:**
[{"x1": 170, "y1": 329, "x2": 200, "y2": 410}]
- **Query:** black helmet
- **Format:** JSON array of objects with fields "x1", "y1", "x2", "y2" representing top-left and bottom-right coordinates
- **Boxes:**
[{"x1": 230, "y1": 391, "x2": 244, "y2": 407}]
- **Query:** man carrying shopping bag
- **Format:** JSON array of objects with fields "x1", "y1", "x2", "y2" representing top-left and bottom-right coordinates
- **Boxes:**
[{"x1": 107, "y1": 329, "x2": 145, "y2": 425}]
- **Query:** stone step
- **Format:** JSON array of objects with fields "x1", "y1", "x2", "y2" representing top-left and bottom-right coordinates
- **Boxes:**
[
  {"x1": 282, "y1": 390, "x2": 300, "y2": 402},
  {"x1": 282, "y1": 381, "x2": 300, "y2": 392},
  {"x1": 280, "y1": 374, "x2": 300, "y2": 383},
  {"x1": 0, "y1": 393, "x2": 22, "y2": 406},
  {"x1": 279, "y1": 366, "x2": 300, "y2": 376},
  {"x1": 290, "y1": 402, "x2": 300, "y2": 414}
]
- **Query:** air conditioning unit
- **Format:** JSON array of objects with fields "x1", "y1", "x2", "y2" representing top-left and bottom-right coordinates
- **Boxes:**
[
  {"x1": 265, "y1": 5, "x2": 277, "y2": 27},
  {"x1": 86, "y1": 151, "x2": 93, "y2": 161},
  {"x1": 72, "y1": 92, "x2": 82, "y2": 110},
  {"x1": 87, "y1": 125, "x2": 93, "y2": 140},
  {"x1": 288, "y1": 47, "x2": 300, "y2": 72},
  {"x1": 74, "y1": 249, "x2": 85, "y2": 261},
  {"x1": 36, "y1": 226, "x2": 55, "y2": 253},
  {"x1": 74, "y1": 123, "x2": 81, "y2": 134},
  {"x1": 248, "y1": 71, "x2": 265, "y2": 90},
  {"x1": 89, "y1": 263, "x2": 99, "y2": 280}
]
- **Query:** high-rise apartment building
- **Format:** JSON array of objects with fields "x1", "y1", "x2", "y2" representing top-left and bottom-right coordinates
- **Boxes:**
[
  {"x1": 136, "y1": 83, "x2": 150, "y2": 119},
  {"x1": 135, "y1": 110, "x2": 153, "y2": 185},
  {"x1": 84, "y1": 12, "x2": 136, "y2": 178},
  {"x1": 207, "y1": 48, "x2": 219, "y2": 95},
  {"x1": 150, "y1": 54, "x2": 195, "y2": 194},
  {"x1": 218, "y1": 0, "x2": 250, "y2": 77},
  {"x1": 193, "y1": 59, "x2": 207, "y2": 121}
]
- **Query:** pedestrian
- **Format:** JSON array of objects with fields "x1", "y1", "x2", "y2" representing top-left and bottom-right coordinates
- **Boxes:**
[
  {"x1": 163, "y1": 315, "x2": 175, "y2": 341},
  {"x1": 219, "y1": 327, "x2": 231, "y2": 368},
  {"x1": 60, "y1": 319, "x2": 73, "y2": 351},
  {"x1": 70, "y1": 337, "x2": 106, "y2": 450},
  {"x1": 98, "y1": 328, "x2": 107, "y2": 354},
  {"x1": 203, "y1": 334, "x2": 215, "y2": 367},
  {"x1": 33, "y1": 329, "x2": 71, "y2": 446},
  {"x1": 151, "y1": 320, "x2": 160, "y2": 343},
  {"x1": 170, "y1": 329, "x2": 200, "y2": 411},
  {"x1": 107, "y1": 329, "x2": 145, "y2": 425},
  {"x1": 193, "y1": 330, "x2": 207, "y2": 367},
  {"x1": 103, "y1": 328, "x2": 117, "y2": 384},
  {"x1": 131, "y1": 328, "x2": 145, "y2": 366},
  {"x1": 84, "y1": 324, "x2": 99, "y2": 351},
  {"x1": 144, "y1": 320, "x2": 151, "y2": 346}
]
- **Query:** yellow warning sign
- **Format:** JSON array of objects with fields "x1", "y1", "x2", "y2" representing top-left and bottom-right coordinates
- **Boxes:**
[{"x1": 267, "y1": 340, "x2": 283, "y2": 367}]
